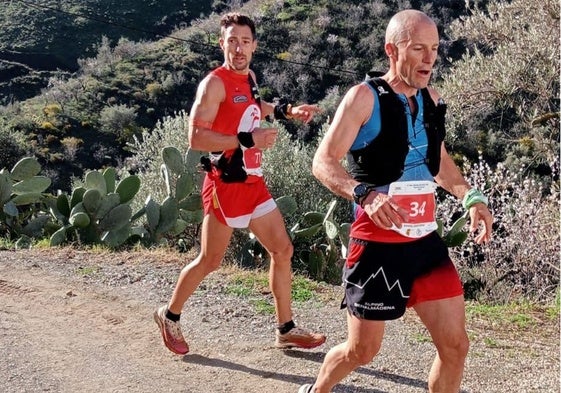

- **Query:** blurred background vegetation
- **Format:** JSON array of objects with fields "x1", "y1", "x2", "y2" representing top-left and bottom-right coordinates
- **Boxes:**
[{"x1": 0, "y1": 0, "x2": 558, "y2": 304}]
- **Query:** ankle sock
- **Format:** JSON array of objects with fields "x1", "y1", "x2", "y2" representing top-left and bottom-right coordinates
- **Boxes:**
[
  {"x1": 277, "y1": 320, "x2": 295, "y2": 334},
  {"x1": 165, "y1": 308, "x2": 181, "y2": 322}
]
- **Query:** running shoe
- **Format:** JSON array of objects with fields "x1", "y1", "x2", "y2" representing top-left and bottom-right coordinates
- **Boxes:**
[
  {"x1": 298, "y1": 384, "x2": 315, "y2": 393},
  {"x1": 153, "y1": 306, "x2": 189, "y2": 355},
  {"x1": 275, "y1": 326, "x2": 326, "y2": 349}
]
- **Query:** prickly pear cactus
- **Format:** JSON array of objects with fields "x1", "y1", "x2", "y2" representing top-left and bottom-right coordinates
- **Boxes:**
[
  {"x1": 131, "y1": 146, "x2": 203, "y2": 246},
  {"x1": 49, "y1": 167, "x2": 140, "y2": 248},
  {"x1": 438, "y1": 211, "x2": 470, "y2": 247},
  {"x1": 0, "y1": 157, "x2": 52, "y2": 245},
  {"x1": 289, "y1": 199, "x2": 348, "y2": 282}
]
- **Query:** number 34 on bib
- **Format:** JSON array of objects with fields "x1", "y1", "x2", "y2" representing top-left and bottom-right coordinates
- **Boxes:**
[{"x1": 388, "y1": 180, "x2": 438, "y2": 238}]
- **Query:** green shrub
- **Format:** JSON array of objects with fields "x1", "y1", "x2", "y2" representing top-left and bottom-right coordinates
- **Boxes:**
[
  {"x1": 99, "y1": 104, "x2": 138, "y2": 141},
  {"x1": 440, "y1": 0, "x2": 559, "y2": 170},
  {"x1": 125, "y1": 110, "x2": 192, "y2": 214},
  {"x1": 0, "y1": 130, "x2": 26, "y2": 171}
]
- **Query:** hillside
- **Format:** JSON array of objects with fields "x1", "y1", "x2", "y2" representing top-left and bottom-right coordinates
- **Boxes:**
[
  {"x1": 0, "y1": 0, "x2": 474, "y2": 190},
  {"x1": 0, "y1": 0, "x2": 213, "y2": 103}
]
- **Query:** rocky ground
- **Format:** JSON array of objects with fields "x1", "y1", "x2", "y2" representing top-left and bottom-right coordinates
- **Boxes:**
[{"x1": 0, "y1": 247, "x2": 558, "y2": 393}]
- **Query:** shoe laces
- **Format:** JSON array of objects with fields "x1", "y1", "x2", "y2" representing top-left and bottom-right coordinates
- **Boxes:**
[{"x1": 164, "y1": 318, "x2": 184, "y2": 339}]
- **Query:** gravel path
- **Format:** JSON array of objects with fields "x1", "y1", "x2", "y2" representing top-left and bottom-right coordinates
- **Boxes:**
[{"x1": 0, "y1": 248, "x2": 558, "y2": 393}]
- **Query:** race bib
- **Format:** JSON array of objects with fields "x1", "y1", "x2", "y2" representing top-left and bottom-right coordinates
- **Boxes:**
[
  {"x1": 241, "y1": 146, "x2": 263, "y2": 176},
  {"x1": 388, "y1": 180, "x2": 438, "y2": 238}
]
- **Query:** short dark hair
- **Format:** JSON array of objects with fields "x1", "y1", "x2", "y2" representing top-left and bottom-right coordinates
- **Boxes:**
[{"x1": 220, "y1": 12, "x2": 256, "y2": 40}]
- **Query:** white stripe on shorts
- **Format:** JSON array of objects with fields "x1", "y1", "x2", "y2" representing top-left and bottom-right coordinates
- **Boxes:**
[{"x1": 223, "y1": 198, "x2": 276, "y2": 228}]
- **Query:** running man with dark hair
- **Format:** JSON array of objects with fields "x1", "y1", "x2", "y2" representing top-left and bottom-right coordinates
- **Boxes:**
[{"x1": 154, "y1": 12, "x2": 326, "y2": 356}]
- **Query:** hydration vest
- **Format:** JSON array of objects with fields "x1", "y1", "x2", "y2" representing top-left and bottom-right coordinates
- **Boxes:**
[{"x1": 346, "y1": 72, "x2": 447, "y2": 187}]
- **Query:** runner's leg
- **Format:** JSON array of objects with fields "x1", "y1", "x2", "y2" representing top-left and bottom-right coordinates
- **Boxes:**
[
  {"x1": 249, "y1": 208, "x2": 293, "y2": 324},
  {"x1": 414, "y1": 295, "x2": 469, "y2": 393},
  {"x1": 312, "y1": 312, "x2": 385, "y2": 393},
  {"x1": 168, "y1": 211, "x2": 233, "y2": 314}
]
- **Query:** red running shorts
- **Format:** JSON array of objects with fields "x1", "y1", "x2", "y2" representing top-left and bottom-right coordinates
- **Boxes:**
[{"x1": 202, "y1": 174, "x2": 276, "y2": 228}]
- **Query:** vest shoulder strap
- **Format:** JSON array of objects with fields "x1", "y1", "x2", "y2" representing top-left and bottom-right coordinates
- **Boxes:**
[
  {"x1": 247, "y1": 73, "x2": 261, "y2": 108},
  {"x1": 364, "y1": 76, "x2": 405, "y2": 133},
  {"x1": 365, "y1": 76, "x2": 394, "y2": 100},
  {"x1": 420, "y1": 86, "x2": 434, "y2": 113}
]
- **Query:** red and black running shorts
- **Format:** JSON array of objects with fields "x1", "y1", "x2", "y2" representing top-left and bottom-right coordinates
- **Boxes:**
[
  {"x1": 342, "y1": 231, "x2": 464, "y2": 320},
  {"x1": 202, "y1": 174, "x2": 276, "y2": 229}
]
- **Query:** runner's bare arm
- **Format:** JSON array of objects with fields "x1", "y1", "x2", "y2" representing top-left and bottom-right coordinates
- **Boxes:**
[
  {"x1": 261, "y1": 100, "x2": 321, "y2": 124},
  {"x1": 435, "y1": 144, "x2": 493, "y2": 243},
  {"x1": 188, "y1": 74, "x2": 239, "y2": 152},
  {"x1": 255, "y1": 70, "x2": 321, "y2": 123},
  {"x1": 434, "y1": 145, "x2": 471, "y2": 199},
  {"x1": 430, "y1": 84, "x2": 492, "y2": 242},
  {"x1": 313, "y1": 84, "x2": 373, "y2": 200}
]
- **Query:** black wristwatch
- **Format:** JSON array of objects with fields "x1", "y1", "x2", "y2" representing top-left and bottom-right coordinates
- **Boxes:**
[{"x1": 352, "y1": 183, "x2": 373, "y2": 206}]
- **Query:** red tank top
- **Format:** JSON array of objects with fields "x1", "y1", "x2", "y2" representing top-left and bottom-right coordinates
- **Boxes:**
[
  {"x1": 210, "y1": 66, "x2": 263, "y2": 179},
  {"x1": 211, "y1": 66, "x2": 261, "y2": 135}
]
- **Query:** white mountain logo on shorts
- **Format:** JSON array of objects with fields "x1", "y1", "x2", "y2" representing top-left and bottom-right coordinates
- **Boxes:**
[{"x1": 344, "y1": 266, "x2": 408, "y2": 298}]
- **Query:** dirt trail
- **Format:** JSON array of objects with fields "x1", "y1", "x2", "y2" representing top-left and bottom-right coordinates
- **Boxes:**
[{"x1": 0, "y1": 249, "x2": 558, "y2": 393}]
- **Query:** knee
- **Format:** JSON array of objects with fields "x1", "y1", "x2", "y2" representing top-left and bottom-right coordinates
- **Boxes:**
[
  {"x1": 206, "y1": 259, "x2": 223, "y2": 273},
  {"x1": 437, "y1": 331, "x2": 470, "y2": 363},
  {"x1": 196, "y1": 253, "x2": 224, "y2": 273},
  {"x1": 345, "y1": 341, "x2": 381, "y2": 366},
  {"x1": 269, "y1": 240, "x2": 293, "y2": 262}
]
